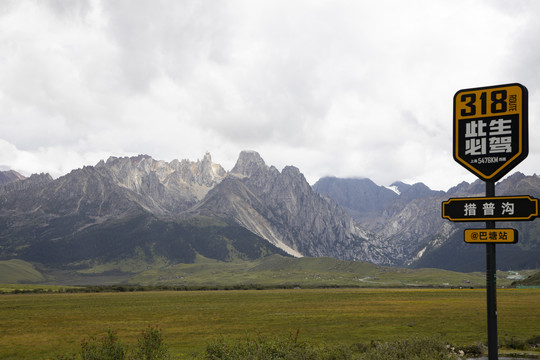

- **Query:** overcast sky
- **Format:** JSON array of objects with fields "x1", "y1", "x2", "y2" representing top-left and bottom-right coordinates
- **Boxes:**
[{"x1": 1, "y1": 0, "x2": 539, "y2": 191}]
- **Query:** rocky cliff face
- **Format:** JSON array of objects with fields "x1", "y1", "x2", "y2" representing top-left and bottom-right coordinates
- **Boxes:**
[
  {"x1": 0, "y1": 154, "x2": 226, "y2": 216},
  {"x1": 313, "y1": 177, "x2": 399, "y2": 221},
  {"x1": 314, "y1": 177, "x2": 447, "y2": 265},
  {"x1": 92, "y1": 153, "x2": 226, "y2": 214},
  {"x1": 2, "y1": 151, "x2": 538, "y2": 271},
  {"x1": 0, "y1": 172, "x2": 52, "y2": 194},
  {"x1": 190, "y1": 151, "x2": 389, "y2": 263},
  {"x1": 0, "y1": 151, "x2": 388, "y2": 268},
  {"x1": 0, "y1": 153, "x2": 229, "y2": 262},
  {"x1": 313, "y1": 173, "x2": 540, "y2": 270}
]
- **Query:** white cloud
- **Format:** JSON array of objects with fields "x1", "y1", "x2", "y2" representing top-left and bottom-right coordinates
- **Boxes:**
[{"x1": 0, "y1": 0, "x2": 539, "y2": 191}]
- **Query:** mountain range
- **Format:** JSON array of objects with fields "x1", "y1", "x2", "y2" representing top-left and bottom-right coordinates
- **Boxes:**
[
  {"x1": 313, "y1": 174, "x2": 540, "y2": 271},
  {"x1": 1, "y1": 151, "x2": 539, "y2": 278}
]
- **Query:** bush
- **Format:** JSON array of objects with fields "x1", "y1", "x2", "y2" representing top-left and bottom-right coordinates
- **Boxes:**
[
  {"x1": 501, "y1": 336, "x2": 528, "y2": 350},
  {"x1": 56, "y1": 327, "x2": 171, "y2": 360},
  {"x1": 459, "y1": 342, "x2": 485, "y2": 357},
  {"x1": 195, "y1": 332, "x2": 326, "y2": 360},
  {"x1": 132, "y1": 326, "x2": 171, "y2": 360},
  {"x1": 360, "y1": 337, "x2": 460, "y2": 360},
  {"x1": 80, "y1": 329, "x2": 127, "y2": 360},
  {"x1": 526, "y1": 335, "x2": 540, "y2": 347},
  {"x1": 501, "y1": 335, "x2": 540, "y2": 351},
  {"x1": 194, "y1": 334, "x2": 459, "y2": 360},
  {"x1": 56, "y1": 329, "x2": 464, "y2": 360}
]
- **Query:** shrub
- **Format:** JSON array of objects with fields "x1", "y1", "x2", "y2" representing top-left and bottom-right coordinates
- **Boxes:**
[
  {"x1": 360, "y1": 337, "x2": 460, "y2": 360},
  {"x1": 501, "y1": 336, "x2": 528, "y2": 350},
  {"x1": 194, "y1": 334, "x2": 459, "y2": 360},
  {"x1": 56, "y1": 327, "x2": 171, "y2": 360},
  {"x1": 459, "y1": 342, "x2": 485, "y2": 357},
  {"x1": 132, "y1": 326, "x2": 171, "y2": 360},
  {"x1": 56, "y1": 329, "x2": 462, "y2": 360},
  {"x1": 195, "y1": 332, "x2": 321, "y2": 360},
  {"x1": 526, "y1": 335, "x2": 540, "y2": 347},
  {"x1": 500, "y1": 334, "x2": 540, "y2": 351},
  {"x1": 80, "y1": 329, "x2": 127, "y2": 360}
]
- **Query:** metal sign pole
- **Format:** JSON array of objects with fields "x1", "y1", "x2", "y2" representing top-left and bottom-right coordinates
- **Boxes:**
[{"x1": 485, "y1": 180, "x2": 498, "y2": 360}]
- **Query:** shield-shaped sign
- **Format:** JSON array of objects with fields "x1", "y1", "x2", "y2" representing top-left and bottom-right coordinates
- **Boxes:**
[{"x1": 453, "y1": 83, "x2": 528, "y2": 182}]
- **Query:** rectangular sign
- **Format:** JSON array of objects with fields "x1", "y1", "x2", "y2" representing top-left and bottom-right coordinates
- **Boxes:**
[
  {"x1": 453, "y1": 83, "x2": 528, "y2": 182},
  {"x1": 464, "y1": 228, "x2": 517, "y2": 244},
  {"x1": 442, "y1": 195, "x2": 538, "y2": 222}
]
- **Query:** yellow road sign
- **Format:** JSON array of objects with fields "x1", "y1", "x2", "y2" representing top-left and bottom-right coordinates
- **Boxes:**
[
  {"x1": 453, "y1": 83, "x2": 528, "y2": 181},
  {"x1": 464, "y1": 228, "x2": 517, "y2": 244}
]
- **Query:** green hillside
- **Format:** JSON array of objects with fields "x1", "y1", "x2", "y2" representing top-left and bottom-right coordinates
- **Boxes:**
[
  {"x1": 16, "y1": 214, "x2": 289, "y2": 269},
  {"x1": 127, "y1": 254, "x2": 529, "y2": 288},
  {"x1": 1, "y1": 255, "x2": 535, "y2": 288},
  {"x1": 514, "y1": 270, "x2": 540, "y2": 287},
  {"x1": 0, "y1": 259, "x2": 46, "y2": 283}
]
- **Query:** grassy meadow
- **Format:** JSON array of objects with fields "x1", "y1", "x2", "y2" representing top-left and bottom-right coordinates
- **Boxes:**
[
  {"x1": 0, "y1": 259, "x2": 48, "y2": 284},
  {"x1": 4, "y1": 255, "x2": 538, "y2": 288},
  {"x1": 0, "y1": 288, "x2": 538, "y2": 359}
]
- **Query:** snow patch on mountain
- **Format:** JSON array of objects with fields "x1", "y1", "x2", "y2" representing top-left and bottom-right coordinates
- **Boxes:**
[{"x1": 385, "y1": 185, "x2": 401, "y2": 195}]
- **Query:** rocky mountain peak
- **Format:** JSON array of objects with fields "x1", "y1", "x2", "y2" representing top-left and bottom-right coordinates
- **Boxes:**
[
  {"x1": 281, "y1": 165, "x2": 301, "y2": 177},
  {"x1": 279, "y1": 165, "x2": 308, "y2": 186},
  {"x1": 0, "y1": 170, "x2": 26, "y2": 186},
  {"x1": 446, "y1": 179, "x2": 485, "y2": 196},
  {"x1": 196, "y1": 152, "x2": 226, "y2": 186},
  {"x1": 0, "y1": 172, "x2": 52, "y2": 195},
  {"x1": 2, "y1": 151, "x2": 539, "y2": 274},
  {"x1": 94, "y1": 153, "x2": 226, "y2": 191},
  {"x1": 495, "y1": 171, "x2": 540, "y2": 196},
  {"x1": 389, "y1": 181, "x2": 411, "y2": 194},
  {"x1": 402, "y1": 182, "x2": 442, "y2": 199},
  {"x1": 446, "y1": 181, "x2": 471, "y2": 196},
  {"x1": 389, "y1": 181, "x2": 443, "y2": 200},
  {"x1": 313, "y1": 177, "x2": 399, "y2": 217},
  {"x1": 191, "y1": 154, "x2": 383, "y2": 263},
  {"x1": 230, "y1": 150, "x2": 268, "y2": 177}
]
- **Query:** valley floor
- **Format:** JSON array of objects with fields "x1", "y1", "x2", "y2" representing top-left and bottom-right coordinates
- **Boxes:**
[{"x1": 0, "y1": 288, "x2": 538, "y2": 359}]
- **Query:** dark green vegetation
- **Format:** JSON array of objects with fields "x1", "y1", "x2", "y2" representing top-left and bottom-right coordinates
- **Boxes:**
[
  {"x1": 514, "y1": 271, "x2": 540, "y2": 287},
  {"x1": 2, "y1": 255, "x2": 537, "y2": 288},
  {"x1": 57, "y1": 330, "x2": 466, "y2": 360},
  {"x1": 14, "y1": 215, "x2": 289, "y2": 270},
  {"x1": 194, "y1": 334, "x2": 464, "y2": 360},
  {"x1": 1, "y1": 288, "x2": 538, "y2": 359},
  {"x1": 0, "y1": 259, "x2": 47, "y2": 283},
  {"x1": 412, "y1": 223, "x2": 540, "y2": 272},
  {"x1": 57, "y1": 331, "x2": 474, "y2": 360},
  {"x1": 60, "y1": 327, "x2": 171, "y2": 360},
  {"x1": 127, "y1": 255, "x2": 537, "y2": 289}
]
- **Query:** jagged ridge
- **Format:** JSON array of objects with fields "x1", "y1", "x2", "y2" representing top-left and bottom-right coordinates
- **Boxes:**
[{"x1": 1, "y1": 152, "x2": 539, "y2": 272}]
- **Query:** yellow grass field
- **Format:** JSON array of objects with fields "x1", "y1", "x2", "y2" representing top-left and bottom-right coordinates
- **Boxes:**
[{"x1": 0, "y1": 288, "x2": 538, "y2": 359}]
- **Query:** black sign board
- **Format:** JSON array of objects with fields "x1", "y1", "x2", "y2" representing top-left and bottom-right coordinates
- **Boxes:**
[
  {"x1": 442, "y1": 195, "x2": 538, "y2": 222},
  {"x1": 453, "y1": 83, "x2": 528, "y2": 182}
]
